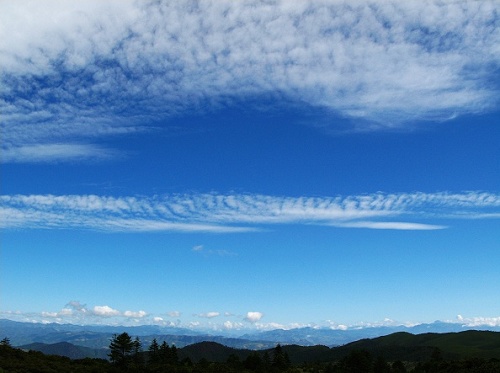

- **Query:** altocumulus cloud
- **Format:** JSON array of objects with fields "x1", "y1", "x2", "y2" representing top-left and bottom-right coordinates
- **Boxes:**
[
  {"x1": 1, "y1": 191, "x2": 500, "y2": 232},
  {"x1": 1, "y1": 1, "x2": 499, "y2": 162}
]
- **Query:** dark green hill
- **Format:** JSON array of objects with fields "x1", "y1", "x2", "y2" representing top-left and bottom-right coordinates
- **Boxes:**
[
  {"x1": 410, "y1": 330, "x2": 500, "y2": 359},
  {"x1": 178, "y1": 341, "x2": 251, "y2": 362},
  {"x1": 177, "y1": 342, "x2": 333, "y2": 364},
  {"x1": 330, "y1": 330, "x2": 500, "y2": 361},
  {"x1": 19, "y1": 341, "x2": 109, "y2": 360}
]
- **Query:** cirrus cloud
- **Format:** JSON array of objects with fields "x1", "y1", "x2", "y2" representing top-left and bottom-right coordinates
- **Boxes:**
[
  {"x1": 1, "y1": 1, "x2": 499, "y2": 162},
  {"x1": 1, "y1": 191, "x2": 499, "y2": 232}
]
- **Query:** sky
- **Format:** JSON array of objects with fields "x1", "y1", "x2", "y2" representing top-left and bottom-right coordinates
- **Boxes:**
[{"x1": 1, "y1": 0, "x2": 500, "y2": 333}]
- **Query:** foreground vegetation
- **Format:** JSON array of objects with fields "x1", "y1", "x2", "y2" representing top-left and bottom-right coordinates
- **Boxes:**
[{"x1": 1, "y1": 333, "x2": 500, "y2": 372}]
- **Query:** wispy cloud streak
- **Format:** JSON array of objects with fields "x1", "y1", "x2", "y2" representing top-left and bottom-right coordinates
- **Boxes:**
[
  {"x1": 1, "y1": 191, "x2": 498, "y2": 232},
  {"x1": 1, "y1": 1, "x2": 499, "y2": 162},
  {"x1": 1, "y1": 143, "x2": 115, "y2": 163}
]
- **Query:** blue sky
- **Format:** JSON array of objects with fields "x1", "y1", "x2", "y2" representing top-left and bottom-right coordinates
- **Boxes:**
[{"x1": 1, "y1": 0, "x2": 499, "y2": 332}]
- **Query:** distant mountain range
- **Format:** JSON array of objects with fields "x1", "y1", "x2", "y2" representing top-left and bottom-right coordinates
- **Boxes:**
[
  {"x1": 15, "y1": 330, "x2": 500, "y2": 363},
  {"x1": 240, "y1": 321, "x2": 500, "y2": 346},
  {"x1": 2, "y1": 318, "x2": 499, "y2": 352}
]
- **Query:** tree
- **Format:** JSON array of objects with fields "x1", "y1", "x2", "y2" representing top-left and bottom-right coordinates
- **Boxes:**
[
  {"x1": 373, "y1": 355, "x2": 390, "y2": 373},
  {"x1": 341, "y1": 349, "x2": 372, "y2": 373},
  {"x1": 262, "y1": 350, "x2": 272, "y2": 370},
  {"x1": 430, "y1": 347, "x2": 443, "y2": 363},
  {"x1": 272, "y1": 344, "x2": 291, "y2": 371},
  {"x1": 226, "y1": 353, "x2": 242, "y2": 370},
  {"x1": 109, "y1": 332, "x2": 134, "y2": 368},
  {"x1": 148, "y1": 338, "x2": 160, "y2": 366},
  {"x1": 392, "y1": 360, "x2": 407, "y2": 373},
  {"x1": 170, "y1": 344, "x2": 179, "y2": 365},
  {"x1": 244, "y1": 352, "x2": 263, "y2": 371},
  {"x1": 131, "y1": 336, "x2": 144, "y2": 369},
  {"x1": 159, "y1": 340, "x2": 171, "y2": 365}
]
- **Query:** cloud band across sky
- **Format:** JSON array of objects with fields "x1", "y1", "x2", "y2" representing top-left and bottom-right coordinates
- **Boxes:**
[
  {"x1": 1, "y1": 0, "x2": 499, "y2": 163},
  {"x1": 1, "y1": 191, "x2": 499, "y2": 232}
]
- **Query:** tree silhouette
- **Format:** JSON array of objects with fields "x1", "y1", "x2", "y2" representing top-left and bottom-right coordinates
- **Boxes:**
[
  {"x1": 341, "y1": 349, "x2": 373, "y2": 373},
  {"x1": 148, "y1": 338, "x2": 160, "y2": 366},
  {"x1": 244, "y1": 352, "x2": 263, "y2": 371},
  {"x1": 159, "y1": 340, "x2": 171, "y2": 365},
  {"x1": 373, "y1": 355, "x2": 390, "y2": 373},
  {"x1": 109, "y1": 332, "x2": 134, "y2": 368},
  {"x1": 170, "y1": 344, "x2": 179, "y2": 364},
  {"x1": 131, "y1": 336, "x2": 144, "y2": 369},
  {"x1": 392, "y1": 360, "x2": 407, "y2": 372},
  {"x1": 272, "y1": 344, "x2": 291, "y2": 371}
]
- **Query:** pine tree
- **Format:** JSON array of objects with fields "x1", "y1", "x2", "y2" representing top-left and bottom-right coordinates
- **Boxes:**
[
  {"x1": 272, "y1": 344, "x2": 290, "y2": 371},
  {"x1": 132, "y1": 336, "x2": 144, "y2": 368},
  {"x1": 170, "y1": 344, "x2": 179, "y2": 364},
  {"x1": 159, "y1": 340, "x2": 171, "y2": 365},
  {"x1": 263, "y1": 350, "x2": 271, "y2": 370},
  {"x1": 109, "y1": 332, "x2": 134, "y2": 368},
  {"x1": 148, "y1": 338, "x2": 160, "y2": 366}
]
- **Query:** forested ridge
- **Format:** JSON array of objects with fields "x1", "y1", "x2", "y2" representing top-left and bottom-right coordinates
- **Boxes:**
[{"x1": 1, "y1": 331, "x2": 500, "y2": 372}]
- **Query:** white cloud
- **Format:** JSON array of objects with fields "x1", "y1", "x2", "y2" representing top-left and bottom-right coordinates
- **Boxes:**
[
  {"x1": 167, "y1": 311, "x2": 181, "y2": 318},
  {"x1": 325, "y1": 320, "x2": 349, "y2": 330},
  {"x1": 40, "y1": 308, "x2": 75, "y2": 319},
  {"x1": 123, "y1": 310, "x2": 147, "y2": 318},
  {"x1": 36, "y1": 302, "x2": 152, "y2": 323},
  {"x1": 5, "y1": 305, "x2": 500, "y2": 331},
  {"x1": 253, "y1": 322, "x2": 287, "y2": 331},
  {"x1": 1, "y1": 144, "x2": 115, "y2": 163},
  {"x1": 58, "y1": 308, "x2": 73, "y2": 316},
  {"x1": 456, "y1": 315, "x2": 500, "y2": 327},
  {"x1": 245, "y1": 311, "x2": 263, "y2": 323},
  {"x1": 41, "y1": 312, "x2": 58, "y2": 318},
  {"x1": 223, "y1": 321, "x2": 244, "y2": 330},
  {"x1": 1, "y1": 191, "x2": 499, "y2": 232},
  {"x1": 1, "y1": 1, "x2": 499, "y2": 162},
  {"x1": 197, "y1": 312, "x2": 220, "y2": 319},
  {"x1": 92, "y1": 305, "x2": 120, "y2": 317}
]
